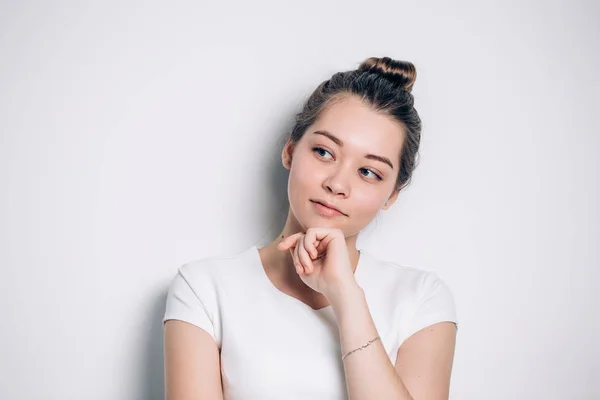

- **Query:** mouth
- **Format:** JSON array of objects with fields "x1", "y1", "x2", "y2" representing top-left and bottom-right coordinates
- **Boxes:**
[{"x1": 310, "y1": 200, "x2": 346, "y2": 217}]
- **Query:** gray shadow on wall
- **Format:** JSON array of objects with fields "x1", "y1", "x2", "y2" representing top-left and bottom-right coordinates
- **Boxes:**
[
  {"x1": 137, "y1": 288, "x2": 168, "y2": 400},
  {"x1": 253, "y1": 115, "x2": 296, "y2": 248},
  {"x1": 137, "y1": 109, "x2": 300, "y2": 399}
]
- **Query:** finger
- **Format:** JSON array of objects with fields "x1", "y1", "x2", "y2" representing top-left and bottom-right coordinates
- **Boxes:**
[
  {"x1": 297, "y1": 239, "x2": 314, "y2": 274},
  {"x1": 295, "y1": 239, "x2": 307, "y2": 274},
  {"x1": 312, "y1": 228, "x2": 340, "y2": 254},
  {"x1": 288, "y1": 244, "x2": 301, "y2": 275},
  {"x1": 290, "y1": 247, "x2": 304, "y2": 275},
  {"x1": 304, "y1": 232, "x2": 318, "y2": 259},
  {"x1": 315, "y1": 239, "x2": 328, "y2": 256},
  {"x1": 290, "y1": 237, "x2": 304, "y2": 274},
  {"x1": 289, "y1": 248, "x2": 302, "y2": 275},
  {"x1": 278, "y1": 233, "x2": 303, "y2": 251}
]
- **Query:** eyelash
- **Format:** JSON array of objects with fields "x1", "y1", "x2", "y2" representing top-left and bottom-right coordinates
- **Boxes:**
[{"x1": 312, "y1": 147, "x2": 383, "y2": 181}]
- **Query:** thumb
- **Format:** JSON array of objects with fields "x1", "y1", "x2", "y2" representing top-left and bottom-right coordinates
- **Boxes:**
[{"x1": 277, "y1": 233, "x2": 303, "y2": 251}]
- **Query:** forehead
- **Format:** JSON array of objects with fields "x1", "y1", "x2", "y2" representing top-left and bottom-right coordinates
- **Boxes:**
[{"x1": 309, "y1": 96, "x2": 404, "y2": 155}]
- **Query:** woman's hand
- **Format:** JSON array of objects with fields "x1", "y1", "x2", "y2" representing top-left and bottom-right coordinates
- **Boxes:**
[{"x1": 277, "y1": 227, "x2": 357, "y2": 299}]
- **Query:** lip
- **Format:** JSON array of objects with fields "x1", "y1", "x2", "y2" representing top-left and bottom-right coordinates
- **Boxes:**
[{"x1": 310, "y1": 200, "x2": 346, "y2": 217}]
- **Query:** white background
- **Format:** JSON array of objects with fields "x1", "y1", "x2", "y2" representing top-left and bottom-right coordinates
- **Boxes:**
[{"x1": 1, "y1": 1, "x2": 598, "y2": 399}]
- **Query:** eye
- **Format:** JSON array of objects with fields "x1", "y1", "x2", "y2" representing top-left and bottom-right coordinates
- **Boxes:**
[
  {"x1": 312, "y1": 146, "x2": 333, "y2": 160},
  {"x1": 313, "y1": 146, "x2": 383, "y2": 181},
  {"x1": 360, "y1": 168, "x2": 383, "y2": 181}
]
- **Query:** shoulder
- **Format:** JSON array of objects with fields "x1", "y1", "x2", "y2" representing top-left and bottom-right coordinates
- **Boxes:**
[
  {"x1": 361, "y1": 250, "x2": 451, "y2": 295},
  {"x1": 175, "y1": 245, "x2": 256, "y2": 283},
  {"x1": 359, "y1": 250, "x2": 457, "y2": 313},
  {"x1": 361, "y1": 250, "x2": 459, "y2": 346},
  {"x1": 163, "y1": 245, "x2": 258, "y2": 342},
  {"x1": 165, "y1": 246, "x2": 258, "y2": 309}
]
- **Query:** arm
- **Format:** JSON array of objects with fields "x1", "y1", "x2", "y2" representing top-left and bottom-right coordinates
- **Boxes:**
[
  {"x1": 331, "y1": 283, "x2": 456, "y2": 400},
  {"x1": 395, "y1": 321, "x2": 456, "y2": 399},
  {"x1": 163, "y1": 320, "x2": 224, "y2": 400}
]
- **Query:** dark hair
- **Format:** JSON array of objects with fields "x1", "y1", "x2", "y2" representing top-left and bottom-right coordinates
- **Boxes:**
[{"x1": 287, "y1": 57, "x2": 422, "y2": 193}]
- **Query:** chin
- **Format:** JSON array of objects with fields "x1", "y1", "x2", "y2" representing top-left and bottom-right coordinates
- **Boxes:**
[{"x1": 303, "y1": 211, "x2": 347, "y2": 230}]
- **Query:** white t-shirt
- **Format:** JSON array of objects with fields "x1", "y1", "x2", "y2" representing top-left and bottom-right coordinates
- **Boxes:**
[{"x1": 163, "y1": 245, "x2": 458, "y2": 400}]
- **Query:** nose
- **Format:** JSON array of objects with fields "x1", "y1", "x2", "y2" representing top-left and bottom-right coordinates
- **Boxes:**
[{"x1": 323, "y1": 169, "x2": 350, "y2": 197}]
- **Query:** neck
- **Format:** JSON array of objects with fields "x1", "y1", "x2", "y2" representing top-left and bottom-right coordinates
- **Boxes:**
[{"x1": 259, "y1": 209, "x2": 361, "y2": 291}]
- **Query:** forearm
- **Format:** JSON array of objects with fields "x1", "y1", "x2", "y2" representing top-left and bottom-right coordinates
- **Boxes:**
[{"x1": 329, "y1": 283, "x2": 413, "y2": 400}]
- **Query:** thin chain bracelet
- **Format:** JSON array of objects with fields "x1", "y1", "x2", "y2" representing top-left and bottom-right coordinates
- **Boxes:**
[{"x1": 341, "y1": 335, "x2": 381, "y2": 360}]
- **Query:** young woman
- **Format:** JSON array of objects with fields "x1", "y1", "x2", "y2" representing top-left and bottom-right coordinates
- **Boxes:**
[{"x1": 163, "y1": 57, "x2": 458, "y2": 400}]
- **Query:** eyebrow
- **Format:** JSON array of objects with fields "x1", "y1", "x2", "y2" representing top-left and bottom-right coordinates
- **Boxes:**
[{"x1": 312, "y1": 130, "x2": 395, "y2": 170}]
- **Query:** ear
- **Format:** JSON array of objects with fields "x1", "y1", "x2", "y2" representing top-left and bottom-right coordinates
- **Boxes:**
[
  {"x1": 382, "y1": 189, "x2": 400, "y2": 210},
  {"x1": 281, "y1": 138, "x2": 295, "y2": 170}
]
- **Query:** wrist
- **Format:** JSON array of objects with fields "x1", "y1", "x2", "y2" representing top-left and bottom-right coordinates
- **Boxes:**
[{"x1": 326, "y1": 280, "x2": 364, "y2": 311}]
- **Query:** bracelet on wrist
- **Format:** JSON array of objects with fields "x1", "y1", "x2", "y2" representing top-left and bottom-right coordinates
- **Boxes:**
[{"x1": 341, "y1": 335, "x2": 381, "y2": 360}]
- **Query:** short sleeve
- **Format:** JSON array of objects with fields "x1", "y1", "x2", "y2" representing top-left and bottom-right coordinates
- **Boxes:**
[
  {"x1": 163, "y1": 267, "x2": 216, "y2": 342},
  {"x1": 399, "y1": 271, "x2": 458, "y2": 345}
]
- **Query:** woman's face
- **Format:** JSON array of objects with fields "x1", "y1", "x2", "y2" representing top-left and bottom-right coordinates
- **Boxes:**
[{"x1": 282, "y1": 95, "x2": 404, "y2": 237}]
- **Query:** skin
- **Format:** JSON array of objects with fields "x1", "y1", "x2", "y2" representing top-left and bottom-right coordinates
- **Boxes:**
[
  {"x1": 259, "y1": 95, "x2": 402, "y2": 309},
  {"x1": 164, "y1": 95, "x2": 457, "y2": 399}
]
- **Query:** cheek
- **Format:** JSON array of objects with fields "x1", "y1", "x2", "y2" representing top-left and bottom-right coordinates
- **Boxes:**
[
  {"x1": 289, "y1": 156, "x2": 320, "y2": 189},
  {"x1": 353, "y1": 191, "x2": 385, "y2": 215},
  {"x1": 287, "y1": 167, "x2": 311, "y2": 206}
]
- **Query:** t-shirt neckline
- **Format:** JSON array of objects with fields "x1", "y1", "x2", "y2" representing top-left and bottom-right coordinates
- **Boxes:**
[{"x1": 249, "y1": 244, "x2": 365, "y2": 313}]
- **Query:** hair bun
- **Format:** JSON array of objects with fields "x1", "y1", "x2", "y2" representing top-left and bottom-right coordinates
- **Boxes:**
[{"x1": 358, "y1": 57, "x2": 417, "y2": 93}]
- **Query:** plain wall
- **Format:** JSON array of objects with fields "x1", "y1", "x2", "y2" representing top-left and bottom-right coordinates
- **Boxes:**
[{"x1": 1, "y1": 1, "x2": 598, "y2": 399}]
